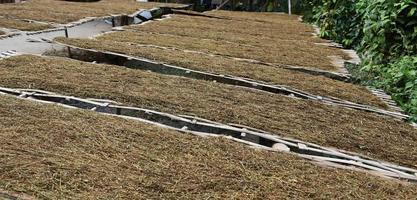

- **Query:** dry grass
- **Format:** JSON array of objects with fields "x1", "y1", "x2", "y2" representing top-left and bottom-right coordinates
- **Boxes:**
[
  {"x1": 122, "y1": 12, "x2": 349, "y2": 71},
  {"x1": 0, "y1": 55, "x2": 416, "y2": 169},
  {"x1": 0, "y1": 0, "x2": 180, "y2": 25},
  {"x1": 90, "y1": 29, "x2": 342, "y2": 71},
  {"x1": 129, "y1": 21, "x2": 317, "y2": 48},
  {"x1": 57, "y1": 37, "x2": 386, "y2": 108},
  {"x1": 130, "y1": 14, "x2": 322, "y2": 43},
  {"x1": 175, "y1": 10, "x2": 317, "y2": 36},
  {"x1": 206, "y1": 10, "x2": 305, "y2": 23},
  {"x1": 1, "y1": 95, "x2": 417, "y2": 199},
  {"x1": 0, "y1": 18, "x2": 52, "y2": 31}
]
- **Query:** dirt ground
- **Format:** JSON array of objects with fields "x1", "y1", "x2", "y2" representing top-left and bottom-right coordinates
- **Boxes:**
[
  {"x1": 1, "y1": 95, "x2": 417, "y2": 199},
  {"x1": 0, "y1": 0, "x2": 180, "y2": 30},
  {"x1": 57, "y1": 37, "x2": 386, "y2": 108},
  {"x1": 1, "y1": 55, "x2": 416, "y2": 169}
]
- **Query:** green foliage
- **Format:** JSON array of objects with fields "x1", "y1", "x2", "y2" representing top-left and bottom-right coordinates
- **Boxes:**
[
  {"x1": 301, "y1": 0, "x2": 417, "y2": 120},
  {"x1": 301, "y1": 0, "x2": 366, "y2": 48},
  {"x1": 316, "y1": 0, "x2": 364, "y2": 48},
  {"x1": 360, "y1": 0, "x2": 417, "y2": 67},
  {"x1": 303, "y1": 0, "x2": 417, "y2": 65},
  {"x1": 378, "y1": 56, "x2": 417, "y2": 118}
]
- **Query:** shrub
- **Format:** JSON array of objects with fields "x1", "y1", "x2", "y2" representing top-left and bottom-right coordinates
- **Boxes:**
[
  {"x1": 360, "y1": 0, "x2": 417, "y2": 68},
  {"x1": 301, "y1": 0, "x2": 417, "y2": 120},
  {"x1": 316, "y1": 0, "x2": 364, "y2": 48},
  {"x1": 378, "y1": 56, "x2": 417, "y2": 118},
  {"x1": 303, "y1": 0, "x2": 417, "y2": 65}
]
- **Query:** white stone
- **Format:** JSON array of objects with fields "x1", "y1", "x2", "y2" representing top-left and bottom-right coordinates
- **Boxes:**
[{"x1": 272, "y1": 143, "x2": 290, "y2": 152}]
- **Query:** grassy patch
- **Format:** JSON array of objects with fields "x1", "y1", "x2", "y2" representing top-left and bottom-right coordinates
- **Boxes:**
[
  {"x1": 91, "y1": 29, "x2": 341, "y2": 71},
  {"x1": 1, "y1": 95, "x2": 417, "y2": 198},
  {"x1": 0, "y1": 18, "x2": 52, "y2": 31},
  {"x1": 130, "y1": 14, "x2": 322, "y2": 42},
  {"x1": 123, "y1": 12, "x2": 350, "y2": 71},
  {"x1": 0, "y1": 0, "x2": 179, "y2": 25},
  {"x1": 0, "y1": 55, "x2": 416, "y2": 168},
  {"x1": 57, "y1": 37, "x2": 386, "y2": 108}
]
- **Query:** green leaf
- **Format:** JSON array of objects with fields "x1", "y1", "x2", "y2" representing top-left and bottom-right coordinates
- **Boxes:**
[{"x1": 408, "y1": 7, "x2": 416, "y2": 16}]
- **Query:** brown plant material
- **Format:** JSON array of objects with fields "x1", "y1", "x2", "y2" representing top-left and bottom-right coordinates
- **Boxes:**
[
  {"x1": 0, "y1": 55, "x2": 416, "y2": 168},
  {"x1": 0, "y1": 0, "x2": 180, "y2": 28},
  {"x1": 0, "y1": 18, "x2": 52, "y2": 31},
  {"x1": 1, "y1": 95, "x2": 417, "y2": 199},
  {"x1": 125, "y1": 12, "x2": 350, "y2": 71},
  {"x1": 206, "y1": 10, "x2": 305, "y2": 23},
  {"x1": 129, "y1": 13, "x2": 322, "y2": 43},
  {"x1": 56, "y1": 37, "x2": 386, "y2": 108},
  {"x1": 91, "y1": 30, "x2": 343, "y2": 71}
]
